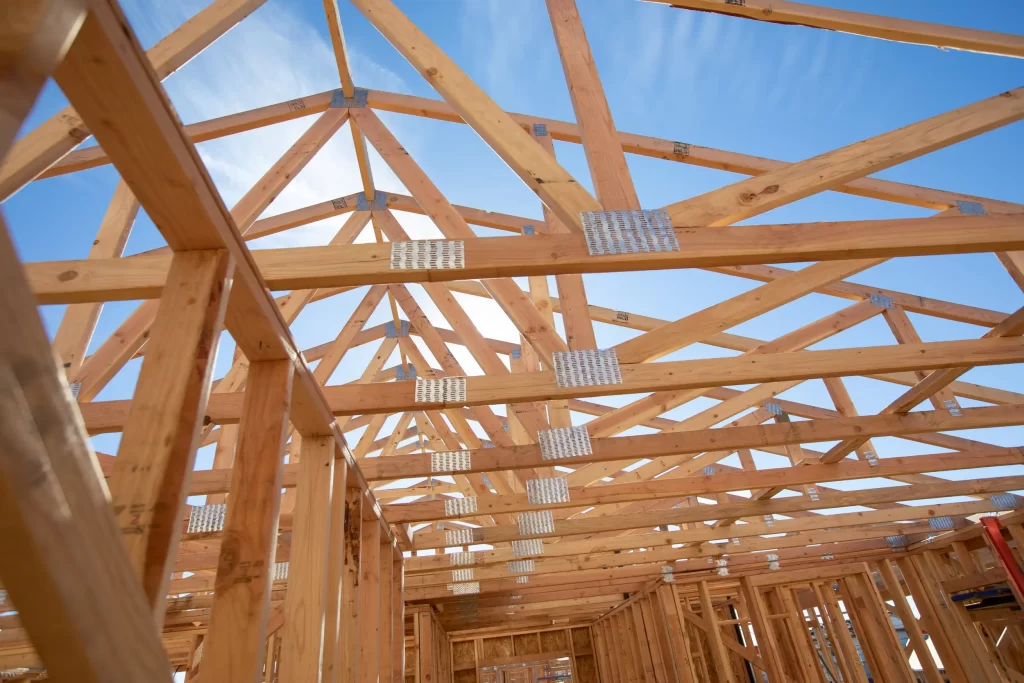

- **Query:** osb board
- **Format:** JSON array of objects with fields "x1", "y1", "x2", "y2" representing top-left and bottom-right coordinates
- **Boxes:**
[
  {"x1": 539, "y1": 629, "x2": 568, "y2": 652},
  {"x1": 482, "y1": 636, "x2": 514, "y2": 660},
  {"x1": 452, "y1": 640, "x2": 477, "y2": 668},
  {"x1": 455, "y1": 669, "x2": 477, "y2": 683},
  {"x1": 513, "y1": 632, "x2": 540, "y2": 655},
  {"x1": 574, "y1": 654, "x2": 598, "y2": 683},
  {"x1": 570, "y1": 627, "x2": 592, "y2": 652}
]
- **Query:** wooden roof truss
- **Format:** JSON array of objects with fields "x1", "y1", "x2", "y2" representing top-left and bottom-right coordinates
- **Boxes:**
[{"x1": 3, "y1": 0, "x2": 1024, "y2": 677}]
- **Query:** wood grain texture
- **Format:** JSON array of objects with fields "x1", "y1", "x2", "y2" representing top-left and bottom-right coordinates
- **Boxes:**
[
  {"x1": 108, "y1": 249, "x2": 231, "y2": 616},
  {"x1": 203, "y1": 359, "x2": 293, "y2": 681},
  {"x1": 280, "y1": 435, "x2": 337, "y2": 683}
]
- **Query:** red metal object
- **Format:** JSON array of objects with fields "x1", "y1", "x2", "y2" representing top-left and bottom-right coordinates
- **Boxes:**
[{"x1": 980, "y1": 516, "x2": 1024, "y2": 604}]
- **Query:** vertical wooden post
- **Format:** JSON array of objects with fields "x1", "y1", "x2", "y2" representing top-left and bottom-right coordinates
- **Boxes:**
[
  {"x1": 419, "y1": 610, "x2": 434, "y2": 683},
  {"x1": 629, "y1": 603, "x2": 658, "y2": 683},
  {"x1": 323, "y1": 458, "x2": 350, "y2": 683},
  {"x1": 698, "y1": 581, "x2": 737, "y2": 683},
  {"x1": 873, "y1": 560, "x2": 943, "y2": 683},
  {"x1": 812, "y1": 581, "x2": 867, "y2": 683},
  {"x1": 656, "y1": 585, "x2": 696, "y2": 683},
  {"x1": 280, "y1": 435, "x2": 337, "y2": 683},
  {"x1": 340, "y1": 488, "x2": 364, "y2": 683},
  {"x1": 380, "y1": 535, "x2": 394, "y2": 683},
  {"x1": 393, "y1": 552, "x2": 405, "y2": 683},
  {"x1": 739, "y1": 577, "x2": 786, "y2": 683},
  {"x1": 895, "y1": 556, "x2": 969, "y2": 683},
  {"x1": 109, "y1": 249, "x2": 232, "y2": 618},
  {"x1": 358, "y1": 511, "x2": 382, "y2": 683},
  {"x1": 644, "y1": 594, "x2": 679, "y2": 683},
  {"x1": 202, "y1": 359, "x2": 293, "y2": 681},
  {"x1": 782, "y1": 587, "x2": 826, "y2": 683},
  {"x1": 612, "y1": 613, "x2": 637, "y2": 683}
]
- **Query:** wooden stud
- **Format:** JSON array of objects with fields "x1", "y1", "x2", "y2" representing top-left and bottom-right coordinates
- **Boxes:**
[
  {"x1": 358, "y1": 509, "x2": 381, "y2": 683},
  {"x1": 203, "y1": 359, "x2": 294, "y2": 681},
  {"x1": 108, "y1": 249, "x2": 232, "y2": 617},
  {"x1": 339, "y1": 488, "x2": 364, "y2": 683},
  {"x1": 280, "y1": 435, "x2": 338, "y2": 683}
]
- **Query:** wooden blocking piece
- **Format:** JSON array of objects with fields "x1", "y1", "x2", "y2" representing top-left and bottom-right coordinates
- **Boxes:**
[
  {"x1": 339, "y1": 488, "x2": 364, "y2": 683},
  {"x1": 358, "y1": 502, "x2": 382, "y2": 683},
  {"x1": 380, "y1": 536, "x2": 395, "y2": 683},
  {"x1": 108, "y1": 249, "x2": 231, "y2": 615},
  {"x1": 323, "y1": 458, "x2": 351, "y2": 683},
  {"x1": 203, "y1": 359, "x2": 294, "y2": 681},
  {"x1": 280, "y1": 435, "x2": 338, "y2": 683},
  {"x1": 0, "y1": 217, "x2": 170, "y2": 680}
]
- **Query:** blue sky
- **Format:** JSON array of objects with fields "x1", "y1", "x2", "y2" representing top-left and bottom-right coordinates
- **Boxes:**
[{"x1": 7, "y1": 1, "x2": 1024, "y2": 487}]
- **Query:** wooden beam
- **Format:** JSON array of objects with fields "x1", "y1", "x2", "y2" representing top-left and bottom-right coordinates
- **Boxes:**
[
  {"x1": 54, "y1": 0, "x2": 340, "y2": 436},
  {"x1": 349, "y1": 0, "x2": 603, "y2": 233},
  {"x1": 647, "y1": 0, "x2": 1024, "y2": 59},
  {"x1": 280, "y1": 435, "x2": 337, "y2": 683},
  {"x1": 0, "y1": 0, "x2": 268, "y2": 200},
  {"x1": 29, "y1": 213, "x2": 1024, "y2": 304},
  {"x1": 823, "y1": 305, "x2": 1024, "y2": 462},
  {"x1": 79, "y1": 337, "x2": 1024, "y2": 430},
  {"x1": 410, "y1": 476, "x2": 1024, "y2": 548},
  {"x1": 383, "y1": 441, "x2": 1024, "y2": 520},
  {"x1": 661, "y1": 87, "x2": 1024, "y2": 229},
  {"x1": 546, "y1": 0, "x2": 639, "y2": 210},
  {"x1": 203, "y1": 359, "x2": 293, "y2": 681},
  {"x1": 108, "y1": 249, "x2": 231, "y2": 618}
]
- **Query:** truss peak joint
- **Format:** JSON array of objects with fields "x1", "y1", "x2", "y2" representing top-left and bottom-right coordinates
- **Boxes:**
[
  {"x1": 396, "y1": 364, "x2": 416, "y2": 380},
  {"x1": 356, "y1": 190, "x2": 388, "y2": 211},
  {"x1": 532, "y1": 123, "x2": 548, "y2": 137},
  {"x1": 330, "y1": 87, "x2": 369, "y2": 108},
  {"x1": 386, "y1": 320, "x2": 410, "y2": 338}
]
